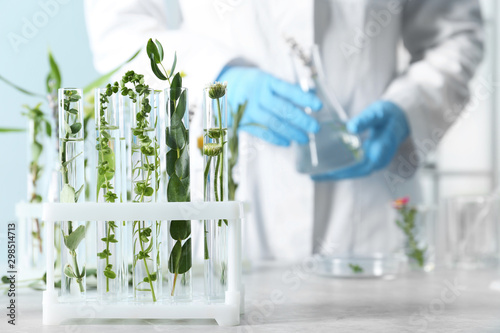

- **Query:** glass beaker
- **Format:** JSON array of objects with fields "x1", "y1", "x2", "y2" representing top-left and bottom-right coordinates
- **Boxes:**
[
  {"x1": 444, "y1": 195, "x2": 500, "y2": 269},
  {"x1": 312, "y1": 202, "x2": 410, "y2": 278},
  {"x1": 287, "y1": 40, "x2": 363, "y2": 175}
]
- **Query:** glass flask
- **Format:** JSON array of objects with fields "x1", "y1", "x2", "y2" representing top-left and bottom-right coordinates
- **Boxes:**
[{"x1": 287, "y1": 40, "x2": 363, "y2": 175}]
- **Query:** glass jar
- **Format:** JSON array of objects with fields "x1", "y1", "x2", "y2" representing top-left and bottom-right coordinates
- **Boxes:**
[{"x1": 444, "y1": 195, "x2": 500, "y2": 269}]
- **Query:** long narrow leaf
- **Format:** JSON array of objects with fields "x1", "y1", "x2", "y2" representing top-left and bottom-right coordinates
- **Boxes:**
[
  {"x1": 0, "y1": 128, "x2": 25, "y2": 133},
  {"x1": 147, "y1": 39, "x2": 160, "y2": 64},
  {"x1": 169, "y1": 52, "x2": 177, "y2": 79},
  {"x1": 150, "y1": 57, "x2": 167, "y2": 81},
  {"x1": 0, "y1": 75, "x2": 44, "y2": 98},
  {"x1": 47, "y1": 49, "x2": 62, "y2": 93},
  {"x1": 83, "y1": 49, "x2": 141, "y2": 94},
  {"x1": 155, "y1": 39, "x2": 164, "y2": 62}
]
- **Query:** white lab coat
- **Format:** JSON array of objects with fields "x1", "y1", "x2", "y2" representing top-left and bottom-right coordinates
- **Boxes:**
[{"x1": 85, "y1": 0, "x2": 484, "y2": 261}]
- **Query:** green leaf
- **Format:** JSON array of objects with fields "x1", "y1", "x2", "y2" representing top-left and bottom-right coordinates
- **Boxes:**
[
  {"x1": 83, "y1": 49, "x2": 141, "y2": 95},
  {"x1": 64, "y1": 121, "x2": 72, "y2": 135},
  {"x1": 80, "y1": 266, "x2": 86, "y2": 279},
  {"x1": 178, "y1": 238, "x2": 192, "y2": 275},
  {"x1": 97, "y1": 251, "x2": 109, "y2": 259},
  {"x1": 1, "y1": 276, "x2": 10, "y2": 284},
  {"x1": 64, "y1": 225, "x2": 86, "y2": 251},
  {"x1": 168, "y1": 240, "x2": 182, "y2": 274},
  {"x1": 60, "y1": 184, "x2": 76, "y2": 203},
  {"x1": 170, "y1": 220, "x2": 191, "y2": 241},
  {"x1": 31, "y1": 142, "x2": 43, "y2": 161},
  {"x1": 143, "y1": 272, "x2": 157, "y2": 283},
  {"x1": 181, "y1": 176, "x2": 190, "y2": 191},
  {"x1": 175, "y1": 147, "x2": 189, "y2": 180},
  {"x1": 104, "y1": 270, "x2": 116, "y2": 279},
  {"x1": 46, "y1": 49, "x2": 62, "y2": 94},
  {"x1": 166, "y1": 149, "x2": 178, "y2": 176},
  {"x1": 0, "y1": 128, "x2": 25, "y2": 133},
  {"x1": 62, "y1": 151, "x2": 83, "y2": 168},
  {"x1": 349, "y1": 264, "x2": 363, "y2": 274},
  {"x1": 44, "y1": 120, "x2": 52, "y2": 137},
  {"x1": 167, "y1": 173, "x2": 189, "y2": 202},
  {"x1": 170, "y1": 52, "x2": 177, "y2": 79},
  {"x1": 64, "y1": 264, "x2": 77, "y2": 279},
  {"x1": 170, "y1": 73, "x2": 182, "y2": 100},
  {"x1": 0, "y1": 74, "x2": 44, "y2": 98},
  {"x1": 166, "y1": 122, "x2": 186, "y2": 150},
  {"x1": 62, "y1": 152, "x2": 83, "y2": 168},
  {"x1": 155, "y1": 39, "x2": 164, "y2": 62},
  {"x1": 170, "y1": 90, "x2": 187, "y2": 125},
  {"x1": 150, "y1": 57, "x2": 167, "y2": 81},
  {"x1": 144, "y1": 187, "x2": 154, "y2": 197},
  {"x1": 96, "y1": 149, "x2": 115, "y2": 196},
  {"x1": 147, "y1": 38, "x2": 161, "y2": 64},
  {"x1": 70, "y1": 122, "x2": 82, "y2": 134},
  {"x1": 86, "y1": 268, "x2": 97, "y2": 278},
  {"x1": 74, "y1": 184, "x2": 84, "y2": 203}
]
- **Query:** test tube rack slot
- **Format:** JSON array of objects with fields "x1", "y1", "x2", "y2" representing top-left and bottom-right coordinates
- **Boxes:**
[{"x1": 15, "y1": 201, "x2": 244, "y2": 326}]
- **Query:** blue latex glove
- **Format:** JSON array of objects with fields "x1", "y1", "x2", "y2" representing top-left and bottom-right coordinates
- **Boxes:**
[
  {"x1": 312, "y1": 101, "x2": 410, "y2": 181},
  {"x1": 218, "y1": 66, "x2": 322, "y2": 146}
]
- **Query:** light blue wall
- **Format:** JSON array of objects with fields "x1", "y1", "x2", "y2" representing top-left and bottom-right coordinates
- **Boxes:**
[{"x1": 0, "y1": 0, "x2": 98, "y2": 220}]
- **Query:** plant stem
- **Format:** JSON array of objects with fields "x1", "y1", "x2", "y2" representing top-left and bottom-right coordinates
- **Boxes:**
[
  {"x1": 204, "y1": 221, "x2": 209, "y2": 260},
  {"x1": 137, "y1": 221, "x2": 156, "y2": 302},
  {"x1": 29, "y1": 141, "x2": 43, "y2": 253},
  {"x1": 62, "y1": 134, "x2": 81, "y2": 290},
  {"x1": 32, "y1": 218, "x2": 43, "y2": 253},
  {"x1": 97, "y1": 120, "x2": 115, "y2": 293},
  {"x1": 136, "y1": 162, "x2": 156, "y2": 301},
  {"x1": 214, "y1": 155, "x2": 220, "y2": 202},
  {"x1": 216, "y1": 98, "x2": 224, "y2": 201},
  {"x1": 71, "y1": 251, "x2": 84, "y2": 292},
  {"x1": 171, "y1": 273, "x2": 178, "y2": 296},
  {"x1": 105, "y1": 223, "x2": 111, "y2": 292}
]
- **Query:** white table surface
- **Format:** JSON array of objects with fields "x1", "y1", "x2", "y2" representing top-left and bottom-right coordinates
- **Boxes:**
[{"x1": 2, "y1": 263, "x2": 500, "y2": 333}]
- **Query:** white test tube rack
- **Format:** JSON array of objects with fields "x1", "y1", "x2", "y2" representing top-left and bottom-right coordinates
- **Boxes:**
[{"x1": 15, "y1": 201, "x2": 244, "y2": 326}]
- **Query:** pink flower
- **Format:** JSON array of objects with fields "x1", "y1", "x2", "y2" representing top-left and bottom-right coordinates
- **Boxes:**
[{"x1": 393, "y1": 196, "x2": 410, "y2": 209}]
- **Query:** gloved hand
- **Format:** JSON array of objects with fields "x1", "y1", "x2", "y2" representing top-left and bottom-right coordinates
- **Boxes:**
[
  {"x1": 218, "y1": 66, "x2": 322, "y2": 146},
  {"x1": 312, "y1": 100, "x2": 410, "y2": 181}
]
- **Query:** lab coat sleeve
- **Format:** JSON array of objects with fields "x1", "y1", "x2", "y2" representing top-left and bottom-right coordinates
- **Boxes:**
[
  {"x1": 84, "y1": 0, "x2": 238, "y2": 100},
  {"x1": 382, "y1": 0, "x2": 484, "y2": 152}
]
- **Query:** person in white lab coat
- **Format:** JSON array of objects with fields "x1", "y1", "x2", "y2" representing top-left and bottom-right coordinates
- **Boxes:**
[{"x1": 85, "y1": 0, "x2": 484, "y2": 261}]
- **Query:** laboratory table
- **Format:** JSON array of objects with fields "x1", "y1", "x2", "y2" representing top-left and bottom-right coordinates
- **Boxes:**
[{"x1": 2, "y1": 262, "x2": 499, "y2": 333}]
